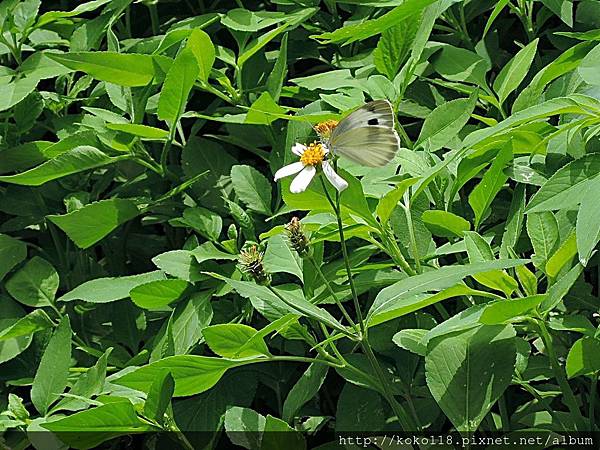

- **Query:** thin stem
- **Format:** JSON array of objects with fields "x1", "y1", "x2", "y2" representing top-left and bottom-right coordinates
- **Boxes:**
[
  {"x1": 590, "y1": 374, "x2": 598, "y2": 431},
  {"x1": 402, "y1": 196, "x2": 422, "y2": 273},
  {"x1": 307, "y1": 254, "x2": 357, "y2": 330},
  {"x1": 535, "y1": 319, "x2": 586, "y2": 430}
]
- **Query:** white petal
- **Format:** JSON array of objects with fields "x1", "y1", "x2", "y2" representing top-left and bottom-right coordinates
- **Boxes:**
[
  {"x1": 291, "y1": 143, "x2": 307, "y2": 156},
  {"x1": 322, "y1": 144, "x2": 330, "y2": 154},
  {"x1": 274, "y1": 162, "x2": 305, "y2": 181},
  {"x1": 290, "y1": 166, "x2": 316, "y2": 193},
  {"x1": 322, "y1": 161, "x2": 348, "y2": 192}
]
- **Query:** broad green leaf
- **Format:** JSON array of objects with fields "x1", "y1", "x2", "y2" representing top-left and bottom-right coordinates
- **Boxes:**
[
  {"x1": 261, "y1": 414, "x2": 306, "y2": 450},
  {"x1": 144, "y1": 371, "x2": 175, "y2": 422},
  {"x1": 191, "y1": 242, "x2": 237, "y2": 264},
  {"x1": 373, "y1": 18, "x2": 419, "y2": 79},
  {"x1": 426, "y1": 324, "x2": 516, "y2": 432},
  {"x1": 114, "y1": 355, "x2": 251, "y2": 396},
  {"x1": 312, "y1": 0, "x2": 437, "y2": 45},
  {"x1": 230, "y1": 165, "x2": 272, "y2": 215},
  {"x1": 493, "y1": 39, "x2": 538, "y2": 105},
  {"x1": 516, "y1": 264, "x2": 538, "y2": 297},
  {"x1": 578, "y1": 42, "x2": 600, "y2": 85},
  {"x1": 0, "y1": 234, "x2": 27, "y2": 281},
  {"x1": 367, "y1": 260, "x2": 526, "y2": 326},
  {"x1": 483, "y1": 0, "x2": 510, "y2": 36},
  {"x1": 464, "y1": 232, "x2": 518, "y2": 296},
  {"x1": 500, "y1": 184, "x2": 526, "y2": 257},
  {"x1": 153, "y1": 250, "x2": 204, "y2": 282},
  {"x1": 0, "y1": 146, "x2": 123, "y2": 186},
  {"x1": 431, "y1": 45, "x2": 490, "y2": 87},
  {"x1": 158, "y1": 45, "x2": 199, "y2": 126},
  {"x1": 416, "y1": 92, "x2": 477, "y2": 151},
  {"x1": 48, "y1": 52, "x2": 171, "y2": 87},
  {"x1": 53, "y1": 348, "x2": 111, "y2": 413},
  {"x1": 375, "y1": 177, "x2": 418, "y2": 224},
  {"x1": 224, "y1": 406, "x2": 265, "y2": 450},
  {"x1": 546, "y1": 231, "x2": 578, "y2": 278},
  {"x1": 181, "y1": 207, "x2": 222, "y2": 241},
  {"x1": 335, "y1": 383, "x2": 385, "y2": 432},
  {"x1": 282, "y1": 363, "x2": 328, "y2": 423},
  {"x1": 245, "y1": 92, "x2": 287, "y2": 125},
  {"x1": 31, "y1": 316, "x2": 71, "y2": 415},
  {"x1": 0, "y1": 76, "x2": 39, "y2": 112},
  {"x1": 422, "y1": 210, "x2": 471, "y2": 238},
  {"x1": 130, "y1": 279, "x2": 189, "y2": 309},
  {"x1": 0, "y1": 309, "x2": 53, "y2": 341},
  {"x1": 566, "y1": 337, "x2": 600, "y2": 378},
  {"x1": 59, "y1": 271, "x2": 166, "y2": 303},
  {"x1": 540, "y1": 0, "x2": 573, "y2": 26},
  {"x1": 203, "y1": 324, "x2": 270, "y2": 359},
  {"x1": 479, "y1": 295, "x2": 546, "y2": 324},
  {"x1": 263, "y1": 234, "x2": 303, "y2": 282},
  {"x1": 42, "y1": 401, "x2": 154, "y2": 448},
  {"x1": 238, "y1": 22, "x2": 290, "y2": 67},
  {"x1": 526, "y1": 154, "x2": 600, "y2": 213},
  {"x1": 48, "y1": 198, "x2": 140, "y2": 249},
  {"x1": 468, "y1": 141, "x2": 513, "y2": 229},
  {"x1": 186, "y1": 28, "x2": 215, "y2": 82},
  {"x1": 527, "y1": 212, "x2": 559, "y2": 268},
  {"x1": 540, "y1": 263, "x2": 584, "y2": 313},
  {"x1": 6, "y1": 257, "x2": 58, "y2": 307},
  {"x1": 106, "y1": 123, "x2": 169, "y2": 140},
  {"x1": 576, "y1": 176, "x2": 600, "y2": 265},
  {"x1": 392, "y1": 328, "x2": 429, "y2": 356}
]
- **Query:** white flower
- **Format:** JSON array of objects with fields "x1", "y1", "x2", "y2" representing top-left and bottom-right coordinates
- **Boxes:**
[{"x1": 274, "y1": 142, "x2": 348, "y2": 193}]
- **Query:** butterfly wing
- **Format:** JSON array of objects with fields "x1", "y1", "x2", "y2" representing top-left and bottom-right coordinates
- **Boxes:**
[{"x1": 329, "y1": 100, "x2": 399, "y2": 167}]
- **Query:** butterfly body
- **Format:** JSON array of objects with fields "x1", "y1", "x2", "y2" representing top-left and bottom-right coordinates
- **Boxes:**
[{"x1": 323, "y1": 100, "x2": 400, "y2": 167}]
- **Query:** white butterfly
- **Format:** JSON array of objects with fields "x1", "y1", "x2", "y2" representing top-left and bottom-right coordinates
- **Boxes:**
[{"x1": 321, "y1": 99, "x2": 400, "y2": 167}]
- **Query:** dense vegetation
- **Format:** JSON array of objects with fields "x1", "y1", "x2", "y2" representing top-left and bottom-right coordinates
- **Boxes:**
[{"x1": 1, "y1": 0, "x2": 600, "y2": 448}]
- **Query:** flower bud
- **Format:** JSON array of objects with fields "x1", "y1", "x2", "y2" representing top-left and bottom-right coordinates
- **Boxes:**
[
  {"x1": 238, "y1": 242, "x2": 271, "y2": 286},
  {"x1": 285, "y1": 217, "x2": 310, "y2": 257}
]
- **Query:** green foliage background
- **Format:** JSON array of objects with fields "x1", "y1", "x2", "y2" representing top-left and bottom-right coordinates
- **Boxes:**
[{"x1": 1, "y1": 0, "x2": 600, "y2": 448}]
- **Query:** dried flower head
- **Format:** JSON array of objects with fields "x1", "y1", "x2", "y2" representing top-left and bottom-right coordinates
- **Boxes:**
[
  {"x1": 238, "y1": 242, "x2": 271, "y2": 285},
  {"x1": 286, "y1": 217, "x2": 310, "y2": 257},
  {"x1": 314, "y1": 119, "x2": 339, "y2": 139}
]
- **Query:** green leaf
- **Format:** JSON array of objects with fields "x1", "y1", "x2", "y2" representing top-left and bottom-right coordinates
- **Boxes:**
[
  {"x1": 48, "y1": 198, "x2": 140, "y2": 249},
  {"x1": 0, "y1": 76, "x2": 39, "y2": 112},
  {"x1": 0, "y1": 146, "x2": 123, "y2": 186},
  {"x1": 130, "y1": 279, "x2": 190, "y2": 309},
  {"x1": 431, "y1": 45, "x2": 490, "y2": 87},
  {"x1": 181, "y1": 207, "x2": 222, "y2": 241},
  {"x1": 367, "y1": 260, "x2": 527, "y2": 326},
  {"x1": 540, "y1": 0, "x2": 573, "y2": 26},
  {"x1": 579, "y1": 43, "x2": 600, "y2": 85},
  {"x1": 422, "y1": 210, "x2": 471, "y2": 238},
  {"x1": 47, "y1": 52, "x2": 171, "y2": 87},
  {"x1": 566, "y1": 337, "x2": 600, "y2": 378},
  {"x1": 203, "y1": 324, "x2": 270, "y2": 359},
  {"x1": 540, "y1": 263, "x2": 584, "y2": 313},
  {"x1": 373, "y1": 18, "x2": 419, "y2": 79},
  {"x1": 576, "y1": 176, "x2": 600, "y2": 266},
  {"x1": 375, "y1": 177, "x2": 418, "y2": 224},
  {"x1": 263, "y1": 234, "x2": 303, "y2": 282},
  {"x1": 469, "y1": 141, "x2": 513, "y2": 229},
  {"x1": 261, "y1": 414, "x2": 306, "y2": 450},
  {"x1": 0, "y1": 234, "x2": 27, "y2": 281},
  {"x1": 114, "y1": 355, "x2": 249, "y2": 396},
  {"x1": 464, "y1": 232, "x2": 518, "y2": 296},
  {"x1": 546, "y1": 231, "x2": 578, "y2": 278},
  {"x1": 238, "y1": 22, "x2": 290, "y2": 67},
  {"x1": 144, "y1": 371, "x2": 175, "y2": 422},
  {"x1": 59, "y1": 271, "x2": 166, "y2": 303},
  {"x1": 230, "y1": 165, "x2": 272, "y2": 215},
  {"x1": 31, "y1": 316, "x2": 71, "y2": 415},
  {"x1": 526, "y1": 153, "x2": 600, "y2": 213},
  {"x1": 266, "y1": 33, "x2": 288, "y2": 101},
  {"x1": 526, "y1": 212, "x2": 559, "y2": 269},
  {"x1": 157, "y1": 45, "x2": 199, "y2": 126},
  {"x1": 479, "y1": 295, "x2": 546, "y2": 324},
  {"x1": 224, "y1": 406, "x2": 265, "y2": 450},
  {"x1": 392, "y1": 328, "x2": 428, "y2": 356},
  {"x1": 416, "y1": 92, "x2": 477, "y2": 152},
  {"x1": 106, "y1": 123, "x2": 169, "y2": 140},
  {"x1": 6, "y1": 257, "x2": 58, "y2": 307},
  {"x1": 493, "y1": 39, "x2": 539, "y2": 105},
  {"x1": 312, "y1": 0, "x2": 437, "y2": 45},
  {"x1": 42, "y1": 401, "x2": 154, "y2": 448},
  {"x1": 500, "y1": 184, "x2": 526, "y2": 257},
  {"x1": 191, "y1": 242, "x2": 237, "y2": 264},
  {"x1": 53, "y1": 348, "x2": 112, "y2": 413},
  {"x1": 282, "y1": 363, "x2": 328, "y2": 423},
  {"x1": 186, "y1": 28, "x2": 215, "y2": 83},
  {"x1": 0, "y1": 309, "x2": 53, "y2": 341},
  {"x1": 426, "y1": 324, "x2": 516, "y2": 432}
]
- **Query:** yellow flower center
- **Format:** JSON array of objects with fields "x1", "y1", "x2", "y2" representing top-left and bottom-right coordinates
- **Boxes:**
[
  {"x1": 314, "y1": 120, "x2": 339, "y2": 138},
  {"x1": 300, "y1": 142, "x2": 326, "y2": 166}
]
